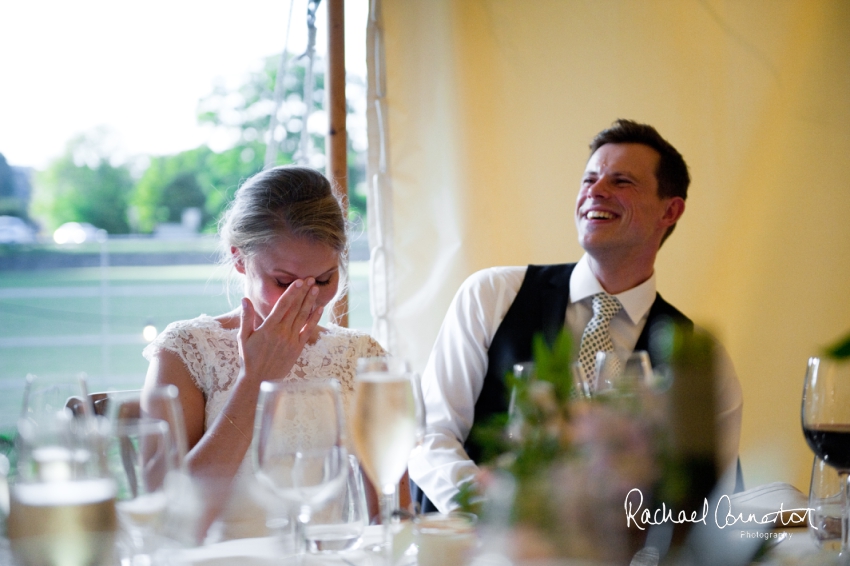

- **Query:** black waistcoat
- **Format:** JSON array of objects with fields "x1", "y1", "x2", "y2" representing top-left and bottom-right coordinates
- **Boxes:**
[{"x1": 464, "y1": 263, "x2": 693, "y2": 463}]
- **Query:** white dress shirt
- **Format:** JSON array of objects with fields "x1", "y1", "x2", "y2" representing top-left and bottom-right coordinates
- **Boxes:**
[{"x1": 408, "y1": 255, "x2": 743, "y2": 513}]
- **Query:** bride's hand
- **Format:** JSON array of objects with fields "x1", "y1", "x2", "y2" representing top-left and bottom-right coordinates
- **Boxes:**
[{"x1": 237, "y1": 278, "x2": 324, "y2": 382}]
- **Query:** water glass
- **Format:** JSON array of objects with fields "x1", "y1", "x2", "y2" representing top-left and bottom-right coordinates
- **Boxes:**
[
  {"x1": 413, "y1": 512, "x2": 478, "y2": 566},
  {"x1": 253, "y1": 379, "x2": 348, "y2": 561},
  {"x1": 809, "y1": 455, "x2": 843, "y2": 549},
  {"x1": 8, "y1": 374, "x2": 118, "y2": 566},
  {"x1": 107, "y1": 418, "x2": 174, "y2": 563},
  {"x1": 305, "y1": 453, "x2": 368, "y2": 553},
  {"x1": 594, "y1": 350, "x2": 653, "y2": 393}
]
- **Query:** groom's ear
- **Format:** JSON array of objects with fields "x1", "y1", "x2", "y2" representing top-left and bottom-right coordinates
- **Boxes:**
[{"x1": 231, "y1": 246, "x2": 246, "y2": 274}]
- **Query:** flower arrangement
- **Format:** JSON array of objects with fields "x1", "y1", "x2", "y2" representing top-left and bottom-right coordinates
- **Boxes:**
[{"x1": 455, "y1": 330, "x2": 670, "y2": 560}]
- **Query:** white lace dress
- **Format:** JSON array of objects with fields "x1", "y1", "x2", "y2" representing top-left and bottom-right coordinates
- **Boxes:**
[{"x1": 142, "y1": 314, "x2": 385, "y2": 541}]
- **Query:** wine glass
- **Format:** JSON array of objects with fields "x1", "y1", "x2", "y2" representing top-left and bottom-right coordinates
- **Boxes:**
[
  {"x1": 253, "y1": 379, "x2": 348, "y2": 561},
  {"x1": 106, "y1": 386, "x2": 202, "y2": 549},
  {"x1": 351, "y1": 357, "x2": 419, "y2": 564},
  {"x1": 809, "y1": 455, "x2": 843, "y2": 549},
  {"x1": 594, "y1": 350, "x2": 653, "y2": 394},
  {"x1": 8, "y1": 374, "x2": 118, "y2": 566},
  {"x1": 801, "y1": 356, "x2": 850, "y2": 559},
  {"x1": 106, "y1": 418, "x2": 174, "y2": 565}
]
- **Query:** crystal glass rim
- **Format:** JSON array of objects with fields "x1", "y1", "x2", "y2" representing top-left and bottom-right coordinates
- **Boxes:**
[
  {"x1": 355, "y1": 356, "x2": 410, "y2": 376},
  {"x1": 259, "y1": 377, "x2": 342, "y2": 394}
]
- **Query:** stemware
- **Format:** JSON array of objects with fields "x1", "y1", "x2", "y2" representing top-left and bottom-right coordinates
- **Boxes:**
[
  {"x1": 809, "y1": 455, "x2": 843, "y2": 549},
  {"x1": 106, "y1": 386, "x2": 188, "y2": 473},
  {"x1": 351, "y1": 357, "x2": 419, "y2": 563},
  {"x1": 594, "y1": 350, "x2": 654, "y2": 394},
  {"x1": 305, "y1": 453, "x2": 369, "y2": 553},
  {"x1": 253, "y1": 379, "x2": 348, "y2": 561},
  {"x1": 8, "y1": 374, "x2": 118, "y2": 566},
  {"x1": 801, "y1": 356, "x2": 850, "y2": 559},
  {"x1": 106, "y1": 418, "x2": 174, "y2": 565},
  {"x1": 106, "y1": 386, "x2": 201, "y2": 548}
]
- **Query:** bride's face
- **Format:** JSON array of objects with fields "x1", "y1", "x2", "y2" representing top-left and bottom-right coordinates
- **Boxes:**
[{"x1": 234, "y1": 236, "x2": 340, "y2": 321}]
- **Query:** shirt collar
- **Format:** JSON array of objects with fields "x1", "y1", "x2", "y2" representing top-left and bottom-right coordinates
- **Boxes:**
[{"x1": 569, "y1": 254, "x2": 657, "y2": 325}]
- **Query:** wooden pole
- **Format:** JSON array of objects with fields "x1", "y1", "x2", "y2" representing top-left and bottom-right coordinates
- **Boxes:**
[{"x1": 327, "y1": 0, "x2": 349, "y2": 327}]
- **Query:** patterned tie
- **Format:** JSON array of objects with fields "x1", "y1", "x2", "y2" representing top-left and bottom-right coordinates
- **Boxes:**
[{"x1": 578, "y1": 293, "x2": 623, "y2": 391}]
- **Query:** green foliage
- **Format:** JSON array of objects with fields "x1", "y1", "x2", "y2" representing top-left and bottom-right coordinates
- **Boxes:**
[
  {"x1": 824, "y1": 331, "x2": 850, "y2": 360},
  {"x1": 130, "y1": 143, "x2": 268, "y2": 233},
  {"x1": 160, "y1": 173, "x2": 206, "y2": 222},
  {"x1": 32, "y1": 133, "x2": 134, "y2": 233},
  {"x1": 131, "y1": 52, "x2": 367, "y2": 233},
  {"x1": 0, "y1": 153, "x2": 15, "y2": 198},
  {"x1": 33, "y1": 52, "x2": 367, "y2": 234},
  {"x1": 464, "y1": 331, "x2": 577, "y2": 487},
  {"x1": 0, "y1": 153, "x2": 30, "y2": 219},
  {"x1": 531, "y1": 331, "x2": 578, "y2": 403}
]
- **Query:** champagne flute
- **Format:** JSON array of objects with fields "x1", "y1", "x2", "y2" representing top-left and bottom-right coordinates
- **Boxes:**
[
  {"x1": 801, "y1": 356, "x2": 850, "y2": 559},
  {"x1": 8, "y1": 374, "x2": 118, "y2": 566},
  {"x1": 253, "y1": 379, "x2": 348, "y2": 561},
  {"x1": 352, "y1": 357, "x2": 419, "y2": 564}
]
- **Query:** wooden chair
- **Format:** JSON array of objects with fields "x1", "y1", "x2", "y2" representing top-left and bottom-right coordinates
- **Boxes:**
[{"x1": 66, "y1": 390, "x2": 142, "y2": 420}]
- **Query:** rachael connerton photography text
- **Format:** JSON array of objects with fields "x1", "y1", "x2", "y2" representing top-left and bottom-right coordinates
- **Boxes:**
[{"x1": 624, "y1": 488, "x2": 817, "y2": 530}]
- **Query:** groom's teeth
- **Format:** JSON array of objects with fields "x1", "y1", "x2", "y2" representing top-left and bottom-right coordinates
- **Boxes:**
[{"x1": 587, "y1": 211, "x2": 615, "y2": 219}]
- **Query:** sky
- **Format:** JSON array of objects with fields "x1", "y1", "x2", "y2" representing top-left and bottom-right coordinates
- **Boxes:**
[{"x1": 0, "y1": 0, "x2": 368, "y2": 170}]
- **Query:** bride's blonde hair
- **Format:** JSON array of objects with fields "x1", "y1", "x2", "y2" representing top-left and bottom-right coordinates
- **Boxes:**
[
  {"x1": 218, "y1": 166, "x2": 349, "y2": 305},
  {"x1": 220, "y1": 165, "x2": 347, "y2": 259}
]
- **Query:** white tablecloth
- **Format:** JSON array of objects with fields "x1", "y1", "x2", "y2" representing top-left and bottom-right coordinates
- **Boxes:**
[
  {"x1": 168, "y1": 524, "x2": 832, "y2": 566},
  {"x1": 171, "y1": 525, "x2": 393, "y2": 566}
]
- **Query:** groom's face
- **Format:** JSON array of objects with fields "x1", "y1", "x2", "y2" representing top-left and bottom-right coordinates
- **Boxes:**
[{"x1": 575, "y1": 142, "x2": 675, "y2": 258}]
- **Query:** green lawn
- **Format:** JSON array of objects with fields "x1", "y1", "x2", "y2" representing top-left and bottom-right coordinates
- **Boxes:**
[{"x1": 0, "y1": 260, "x2": 372, "y2": 430}]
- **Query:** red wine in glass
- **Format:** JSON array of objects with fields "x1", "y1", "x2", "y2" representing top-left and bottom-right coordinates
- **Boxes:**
[{"x1": 803, "y1": 424, "x2": 850, "y2": 472}]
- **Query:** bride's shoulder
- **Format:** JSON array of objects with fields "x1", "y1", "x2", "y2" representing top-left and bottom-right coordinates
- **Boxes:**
[
  {"x1": 322, "y1": 324, "x2": 386, "y2": 355},
  {"x1": 158, "y1": 314, "x2": 234, "y2": 340}
]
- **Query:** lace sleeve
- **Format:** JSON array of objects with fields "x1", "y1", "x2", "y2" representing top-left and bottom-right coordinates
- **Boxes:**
[
  {"x1": 357, "y1": 334, "x2": 387, "y2": 359},
  {"x1": 141, "y1": 317, "x2": 231, "y2": 394}
]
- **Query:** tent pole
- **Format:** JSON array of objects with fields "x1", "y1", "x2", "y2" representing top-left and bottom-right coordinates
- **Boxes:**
[{"x1": 327, "y1": 0, "x2": 349, "y2": 327}]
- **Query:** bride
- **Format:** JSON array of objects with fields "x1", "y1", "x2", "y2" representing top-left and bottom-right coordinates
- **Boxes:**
[{"x1": 142, "y1": 166, "x2": 385, "y2": 541}]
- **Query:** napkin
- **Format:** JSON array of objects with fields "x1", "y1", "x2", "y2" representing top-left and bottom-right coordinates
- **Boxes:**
[{"x1": 728, "y1": 482, "x2": 810, "y2": 527}]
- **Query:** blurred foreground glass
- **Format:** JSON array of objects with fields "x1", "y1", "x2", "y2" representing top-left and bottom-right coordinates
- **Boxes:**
[
  {"x1": 594, "y1": 350, "x2": 654, "y2": 394},
  {"x1": 105, "y1": 386, "x2": 202, "y2": 548},
  {"x1": 413, "y1": 512, "x2": 478, "y2": 566},
  {"x1": 8, "y1": 374, "x2": 118, "y2": 566},
  {"x1": 801, "y1": 356, "x2": 850, "y2": 559},
  {"x1": 253, "y1": 379, "x2": 348, "y2": 562},
  {"x1": 809, "y1": 455, "x2": 843, "y2": 550},
  {"x1": 305, "y1": 453, "x2": 368, "y2": 553},
  {"x1": 352, "y1": 357, "x2": 419, "y2": 564},
  {"x1": 106, "y1": 386, "x2": 188, "y2": 474},
  {"x1": 107, "y1": 418, "x2": 173, "y2": 564}
]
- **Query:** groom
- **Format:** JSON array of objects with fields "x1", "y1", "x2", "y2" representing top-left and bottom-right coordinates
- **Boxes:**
[{"x1": 408, "y1": 119, "x2": 743, "y2": 513}]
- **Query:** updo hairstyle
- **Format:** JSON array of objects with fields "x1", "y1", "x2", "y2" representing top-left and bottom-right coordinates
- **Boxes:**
[{"x1": 219, "y1": 166, "x2": 348, "y2": 263}]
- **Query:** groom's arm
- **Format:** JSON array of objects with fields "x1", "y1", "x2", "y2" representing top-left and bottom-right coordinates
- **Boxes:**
[{"x1": 408, "y1": 266, "x2": 526, "y2": 512}]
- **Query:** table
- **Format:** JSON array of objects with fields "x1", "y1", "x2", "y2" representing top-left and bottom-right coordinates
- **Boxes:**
[
  {"x1": 172, "y1": 525, "x2": 397, "y2": 566},
  {"x1": 169, "y1": 525, "x2": 836, "y2": 566}
]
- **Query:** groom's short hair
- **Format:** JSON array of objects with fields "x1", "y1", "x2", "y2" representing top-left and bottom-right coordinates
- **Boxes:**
[{"x1": 589, "y1": 119, "x2": 690, "y2": 202}]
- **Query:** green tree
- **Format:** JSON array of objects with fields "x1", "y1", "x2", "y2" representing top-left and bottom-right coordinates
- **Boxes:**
[
  {"x1": 0, "y1": 153, "x2": 24, "y2": 218},
  {"x1": 159, "y1": 173, "x2": 206, "y2": 222},
  {"x1": 32, "y1": 132, "x2": 134, "y2": 234},
  {"x1": 130, "y1": 143, "x2": 268, "y2": 233},
  {"x1": 130, "y1": 52, "x2": 367, "y2": 233},
  {"x1": 196, "y1": 53, "x2": 367, "y2": 217}
]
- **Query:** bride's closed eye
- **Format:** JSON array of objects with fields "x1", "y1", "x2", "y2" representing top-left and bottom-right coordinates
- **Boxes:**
[{"x1": 276, "y1": 278, "x2": 332, "y2": 288}]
